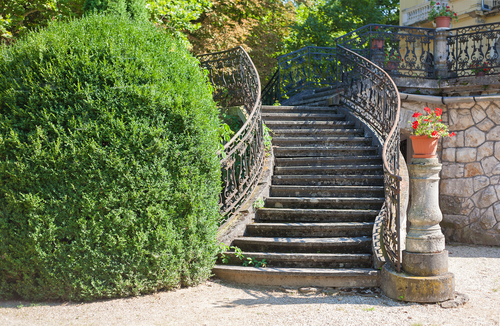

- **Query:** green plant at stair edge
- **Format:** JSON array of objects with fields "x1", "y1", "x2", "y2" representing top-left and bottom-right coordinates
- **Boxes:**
[
  {"x1": 263, "y1": 123, "x2": 273, "y2": 154},
  {"x1": 218, "y1": 244, "x2": 267, "y2": 267},
  {"x1": 253, "y1": 197, "x2": 265, "y2": 209}
]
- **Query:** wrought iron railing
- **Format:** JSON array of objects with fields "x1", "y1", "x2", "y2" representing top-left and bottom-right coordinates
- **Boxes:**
[
  {"x1": 447, "y1": 22, "x2": 500, "y2": 77},
  {"x1": 261, "y1": 69, "x2": 279, "y2": 105},
  {"x1": 197, "y1": 47, "x2": 265, "y2": 221},
  {"x1": 337, "y1": 45, "x2": 402, "y2": 272},
  {"x1": 336, "y1": 24, "x2": 436, "y2": 78}
]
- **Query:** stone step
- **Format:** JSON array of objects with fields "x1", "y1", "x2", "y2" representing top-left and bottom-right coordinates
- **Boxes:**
[
  {"x1": 261, "y1": 105, "x2": 338, "y2": 114},
  {"x1": 257, "y1": 208, "x2": 379, "y2": 223},
  {"x1": 246, "y1": 222, "x2": 374, "y2": 237},
  {"x1": 291, "y1": 94, "x2": 335, "y2": 106},
  {"x1": 274, "y1": 164, "x2": 384, "y2": 176},
  {"x1": 271, "y1": 175, "x2": 384, "y2": 186},
  {"x1": 264, "y1": 120, "x2": 355, "y2": 129},
  {"x1": 270, "y1": 128, "x2": 364, "y2": 137},
  {"x1": 273, "y1": 146, "x2": 379, "y2": 157},
  {"x1": 262, "y1": 112, "x2": 345, "y2": 121},
  {"x1": 212, "y1": 265, "x2": 380, "y2": 287},
  {"x1": 269, "y1": 185, "x2": 384, "y2": 198},
  {"x1": 275, "y1": 156, "x2": 382, "y2": 166},
  {"x1": 272, "y1": 136, "x2": 372, "y2": 147},
  {"x1": 265, "y1": 197, "x2": 384, "y2": 209},
  {"x1": 302, "y1": 88, "x2": 338, "y2": 101},
  {"x1": 232, "y1": 236, "x2": 372, "y2": 253},
  {"x1": 219, "y1": 252, "x2": 372, "y2": 268}
]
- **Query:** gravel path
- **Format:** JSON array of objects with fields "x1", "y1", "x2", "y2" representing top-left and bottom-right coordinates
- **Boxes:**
[{"x1": 1, "y1": 243, "x2": 499, "y2": 326}]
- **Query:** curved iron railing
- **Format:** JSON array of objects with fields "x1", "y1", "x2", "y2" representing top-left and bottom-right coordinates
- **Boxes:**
[
  {"x1": 197, "y1": 47, "x2": 265, "y2": 221},
  {"x1": 261, "y1": 69, "x2": 279, "y2": 105},
  {"x1": 337, "y1": 45, "x2": 402, "y2": 272}
]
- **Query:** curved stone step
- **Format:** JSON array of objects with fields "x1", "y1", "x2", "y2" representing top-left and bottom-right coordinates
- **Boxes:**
[
  {"x1": 274, "y1": 164, "x2": 383, "y2": 176},
  {"x1": 272, "y1": 174, "x2": 384, "y2": 186},
  {"x1": 265, "y1": 197, "x2": 384, "y2": 209},
  {"x1": 270, "y1": 128, "x2": 363, "y2": 137},
  {"x1": 212, "y1": 265, "x2": 380, "y2": 287},
  {"x1": 246, "y1": 222, "x2": 374, "y2": 237},
  {"x1": 275, "y1": 156, "x2": 381, "y2": 166},
  {"x1": 264, "y1": 120, "x2": 355, "y2": 129},
  {"x1": 269, "y1": 185, "x2": 384, "y2": 198},
  {"x1": 232, "y1": 236, "x2": 372, "y2": 253},
  {"x1": 261, "y1": 105, "x2": 338, "y2": 114},
  {"x1": 273, "y1": 146, "x2": 379, "y2": 157},
  {"x1": 257, "y1": 208, "x2": 379, "y2": 223},
  {"x1": 219, "y1": 252, "x2": 372, "y2": 268},
  {"x1": 262, "y1": 112, "x2": 345, "y2": 121},
  {"x1": 272, "y1": 136, "x2": 372, "y2": 147}
]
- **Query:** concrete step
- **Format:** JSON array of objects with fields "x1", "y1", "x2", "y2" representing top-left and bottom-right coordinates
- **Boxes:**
[
  {"x1": 270, "y1": 128, "x2": 364, "y2": 137},
  {"x1": 264, "y1": 120, "x2": 355, "y2": 129},
  {"x1": 274, "y1": 164, "x2": 384, "y2": 176},
  {"x1": 273, "y1": 146, "x2": 379, "y2": 157},
  {"x1": 272, "y1": 136, "x2": 372, "y2": 147},
  {"x1": 257, "y1": 208, "x2": 379, "y2": 223},
  {"x1": 219, "y1": 252, "x2": 372, "y2": 268},
  {"x1": 232, "y1": 236, "x2": 372, "y2": 253},
  {"x1": 246, "y1": 222, "x2": 374, "y2": 237},
  {"x1": 261, "y1": 105, "x2": 338, "y2": 114},
  {"x1": 212, "y1": 265, "x2": 380, "y2": 287},
  {"x1": 265, "y1": 197, "x2": 384, "y2": 210},
  {"x1": 275, "y1": 156, "x2": 382, "y2": 166},
  {"x1": 271, "y1": 174, "x2": 384, "y2": 186},
  {"x1": 262, "y1": 112, "x2": 345, "y2": 121},
  {"x1": 269, "y1": 185, "x2": 384, "y2": 198}
]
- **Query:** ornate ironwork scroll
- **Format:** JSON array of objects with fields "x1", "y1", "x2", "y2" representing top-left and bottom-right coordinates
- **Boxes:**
[
  {"x1": 337, "y1": 46, "x2": 403, "y2": 272},
  {"x1": 336, "y1": 24, "x2": 436, "y2": 78},
  {"x1": 198, "y1": 47, "x2": 265, "y2": 221},
  {"x1": 447, "y1": 22, "x2": 500, "y2": 77}
]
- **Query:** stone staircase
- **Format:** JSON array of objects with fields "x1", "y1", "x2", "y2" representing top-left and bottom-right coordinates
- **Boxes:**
[{"x1": 213, "y1": 101, "x2": 384, "y2": 287}]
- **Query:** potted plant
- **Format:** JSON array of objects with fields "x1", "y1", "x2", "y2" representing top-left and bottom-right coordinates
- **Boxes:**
[
  {"x1": 384, "y1": 51, "x2": 403, "y2": 71},
  {"x1": 371, "y1": 26, "x2": 385, "y2": 50},
  {"x1": 428, "y1": 1, "x2": 458, "y2": 28},
  {"x1": 409, "y1": 107, "x2": 455, "y2": 159},
  {"x1": 470, "y1": 61, "x2": 491, "y2": 76}
]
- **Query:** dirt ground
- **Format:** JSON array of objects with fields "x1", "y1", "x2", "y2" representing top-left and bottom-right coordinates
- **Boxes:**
[{"x1": 1, "y1": 243, "x2": 499, "y2": 326}]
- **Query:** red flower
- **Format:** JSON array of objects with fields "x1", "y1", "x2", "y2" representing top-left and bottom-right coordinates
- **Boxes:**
[
  {"x1": 439, "y1": 119, "x2": 442, "y2": 121},
  {"x1": 432, "y1": 131, "x2": 438, "y2": 137},
  {"x1": 375, "y1": 26, "x2": 378, "y2": 30},
  {"x1": 435, "y1": 108, "x2": 442, "y2": 116},
  {"x1": 450, "y1": 132, "x2": 456, "y2": 137},
  {"x1": 412, "y1": 121, "x2": 419, "y2": 129},
  {"x1": 424, "y1": 107, "x2": 431, "y2": 114},
  {"x1": 436, "y1": 2, "x2": 440, "y2": 4},
  {"x1": 424, "y1": 119, "x2": 429, "y2": 122},
  {"x1": 412, "y1": 112, "x2": 422, "y2": 118},
  {"x1": 455, "y1": 13, "x2": 457, "y2": 16}
]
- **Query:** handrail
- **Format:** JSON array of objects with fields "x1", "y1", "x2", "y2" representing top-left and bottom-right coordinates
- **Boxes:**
[
  {"x1": 337, "y1": 45, "x2": 403, "y2": 272},
  {"x1": 197, "y1": 46, "x2": 265, "y2": 221}
]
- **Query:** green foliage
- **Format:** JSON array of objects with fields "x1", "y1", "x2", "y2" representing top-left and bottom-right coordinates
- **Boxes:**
[
  {"x1": 0, "y1": 14, "x2": 221, "y2": 301},
  {"x1": 253, "y1": 197, "x2": 265, "y2": 210},
  {"x1": 263, "y1": 123, "x2": 272, "y2": 153},
  {"x1": 219, "y1": 245, "x2": 266, "y2": 267},
  {"x1": 148, "y1": 0, "x2": 211, "y2": 36},
  {"x1": 83, "y1": 0, "x2": 149, "y2": 21}
]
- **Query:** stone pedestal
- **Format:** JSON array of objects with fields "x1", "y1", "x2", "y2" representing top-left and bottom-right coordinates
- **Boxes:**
[
  {"x1": 381, "y1": 157, "x2": 455, "y2": 303},
  {"x1": 435, "y1": 28, "x2": 450, "y2": 78}
]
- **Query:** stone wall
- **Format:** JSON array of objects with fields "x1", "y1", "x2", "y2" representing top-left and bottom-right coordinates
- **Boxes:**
[{"x1": 400, "y1": 99, "x2": 500, "y2": 246}]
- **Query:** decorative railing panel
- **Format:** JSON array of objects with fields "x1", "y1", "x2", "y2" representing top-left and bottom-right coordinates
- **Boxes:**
[
  {"x1": 337, "y1": 46, "x2": 402, "y2": 272},
  {"x1": 447, "y1": 22, "x2": 500, "y2": 77},
  {"x1": 336, "y1": 24, "x2": 436, "y2": 78},
  {"x1": 277, "y1": 46, "x2": 338, "y2": 101},
  {"x1": 198, "y1": 47, "x2": 265, "y2": 221}
]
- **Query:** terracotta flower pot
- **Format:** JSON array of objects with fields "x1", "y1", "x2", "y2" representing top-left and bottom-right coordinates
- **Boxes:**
[
  {"x1": 435, "y1": 16, "x2": 451, "y2": 28},
  {"x1": 410, "y1": 135, "x2": 439, "y2": 159},
  {"x1": 386, "y1": 61, "x2": 398, "y2": 71},
  {"x1": 476, "y1": 71, "x2": 485, "y2": 77},
  {"x1": 371, "y1": 39, "x2": 384, "y2": 50}
]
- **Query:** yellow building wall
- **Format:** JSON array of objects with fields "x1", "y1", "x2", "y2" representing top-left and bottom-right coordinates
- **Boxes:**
[{"x1": 400, "y1": 0, "x2": 500, "y2": 28}]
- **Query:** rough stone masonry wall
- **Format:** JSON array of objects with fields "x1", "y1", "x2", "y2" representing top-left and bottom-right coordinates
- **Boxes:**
[{"x1": 400, "y1": 100, "x2": 500, "y2": 246}]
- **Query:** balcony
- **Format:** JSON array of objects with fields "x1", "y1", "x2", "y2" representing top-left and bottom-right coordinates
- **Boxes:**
[{"x1": 402, "y1": 1, "x2": 449, "y2": 26}]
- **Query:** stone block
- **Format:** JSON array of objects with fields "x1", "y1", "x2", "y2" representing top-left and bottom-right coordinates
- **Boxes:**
[
  {"x1": 440, "y1": 178, "x2": 474, "y2": 197},
  {"x1": 495, "y1": 142, "x2": 500, "y2": 161},
  {"x1": 477, "y1": 186, "x2": 498, "y2": 208},
  {"x1": 442, "y1": 131, "x2": 464, "y2": 148},
  {"x1": 464, "y1": 127, "x2": 485, "y2": 147},
  {"x1": 441, "y1": 163, "x2": 464, "y2": 179},
  {"x1": 493, "y1": 202, "x2": 500, "y2": 221},
  {"x1": 471, "y1": 106, "x2": 487, "y2": 123},
  {"x1": 461, "y1": 198, "x2": 475, "y2": 216},
  {"x1": 486, "y1": 126, "x2": 500, "y2": 141},
  {"x1": 477, "y1": 118, "x2": 495, "y2": 132},
  {"x1": 456, "y1": 148, "x2": 477, "y2": 163},
  {"x1": 439, "y1": 195, "x2": 462, "y2": 215},
  {"x1": 469, "y1": 208, "x2": 482, "y2": 224},
  {"x1": 486, "y1": 104, "x2": 500, "y2": 124},
  {"x1": 441, "y1": 214, "x2": 469, "y2": 229},
  {"x1": 491, "y1": 175, "x2": 500, "y2": 185},
  {"x1": 477, "y1": 101, "x2": 490, "y2": 110},
  {"x1": 481, "y1": 156, "x2": 500, "y2": 176},
  {"x1": 480, "y1": 207, "x2": 497, "y2": 229},
  {"x1": 441, "y1": 148, "x2": 455, "y2": 162},
  {"x1": 464, "y1": 162, "x2": 483, "y2": 177},
  {"x1": 449, "y1": 109, "x2": 475, "y2": 131},
  {"x1": 473, "y1": 176, "x2": 490, "y2": 192},
  {"x1": 477, "y1": 142, "x2": 494, "y2": 161}
]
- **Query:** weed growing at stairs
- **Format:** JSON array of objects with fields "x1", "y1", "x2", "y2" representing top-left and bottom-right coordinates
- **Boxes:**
[
  {"x1": 263, "y1": 124, "x2": 272, "y2": 153},
  {"x1": 219, "y1": 244, "x2": 267, "y2": 267},
  {"x1": 253, "y1": 197, "x2": 265, "y2": 209}
]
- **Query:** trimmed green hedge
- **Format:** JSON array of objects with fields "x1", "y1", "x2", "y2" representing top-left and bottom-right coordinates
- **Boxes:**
[{"x1": 0, "y1": 14, "x2": 221, "y2": 301}]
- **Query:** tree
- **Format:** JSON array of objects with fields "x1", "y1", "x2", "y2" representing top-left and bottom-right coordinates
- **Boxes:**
[{"x1": 83, "y1": 0, "x2": 149, "y2": 20}]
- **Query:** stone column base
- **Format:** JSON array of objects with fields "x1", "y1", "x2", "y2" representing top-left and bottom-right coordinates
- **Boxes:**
[
  {"x1": 381, "y1": 264, "x2": 455, "y2": 303},
  {"x1": 402, "y1": 250, "x2": 449, "y2": 276}
]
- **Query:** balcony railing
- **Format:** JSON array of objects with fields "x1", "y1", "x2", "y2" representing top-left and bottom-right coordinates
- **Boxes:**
[{"x1": 402, "y1": 1, "x2": 449, "y2": 26}]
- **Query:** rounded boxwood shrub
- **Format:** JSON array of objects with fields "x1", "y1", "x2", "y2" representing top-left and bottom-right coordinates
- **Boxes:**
[{"x1": 0, "y1": 14, "x2": 221, "y2": 301}]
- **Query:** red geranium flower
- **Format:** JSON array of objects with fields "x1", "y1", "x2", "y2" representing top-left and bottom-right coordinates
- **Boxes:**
[
  {"x1": 450, "y1": 132, "x2": 456, "y2": 137},
  {"x1": 424, "y1": 107, "x2": 431, "y2": 114},
  {"x1": 412, "y1": 112, "x2": 422, "y2": 118},
  {"x1": 435, "y1": 108, "x2": 442, "y2": 116},
  {"x1": 432, "y1": 130, "x2": 438, "y2": 137},
  {"x1": 412, "y1": 121, "x2": 419, "y2": 129}
]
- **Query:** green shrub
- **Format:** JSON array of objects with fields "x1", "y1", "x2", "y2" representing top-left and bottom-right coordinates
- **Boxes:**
[
  {"x1": 0, "y1": 14, "x2": 221, "y2": 301},
  {"x1": 83, "y1": 0, "x2": 148, "y2": 21}
]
